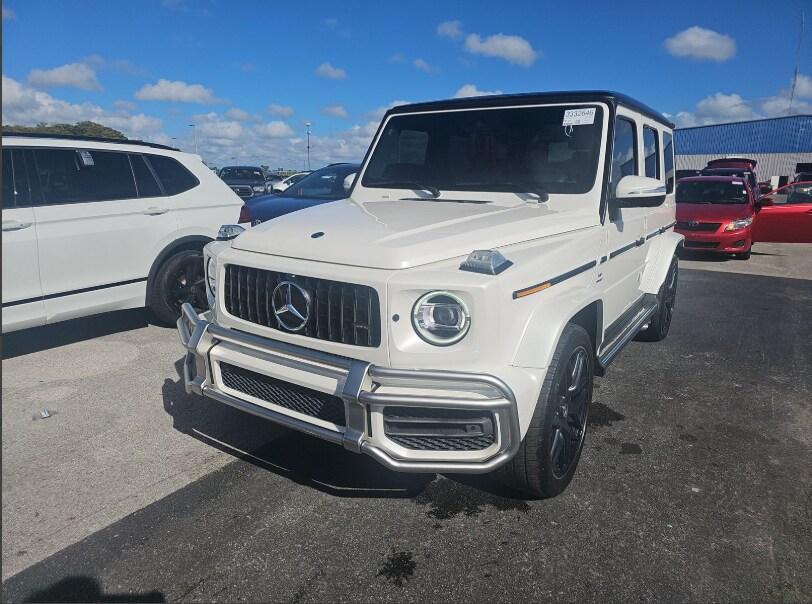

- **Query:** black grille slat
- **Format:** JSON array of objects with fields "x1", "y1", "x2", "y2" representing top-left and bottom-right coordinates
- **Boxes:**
[
  {"x1": 388, "y1": 434, "x2": 495, "y2": 451},
  {"x1": 223, "y1": 265, "x2": 381, "y2": 347},
  {"x1": 220, "y1": 362, "x2": 346, "y2": 426}
]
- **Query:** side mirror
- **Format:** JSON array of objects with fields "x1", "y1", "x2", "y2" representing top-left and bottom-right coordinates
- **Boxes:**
[
  {"x1": 614, "y1": 175, "x2": 666, "y2": 207},
  {"x1": 343, "y1": 172, "x2": 357, "y2": 191}
]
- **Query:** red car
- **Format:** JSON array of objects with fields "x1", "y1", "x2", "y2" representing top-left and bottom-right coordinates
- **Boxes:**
[
  {"x1": 676, "y1": 176, "x2": 758, "y2": 259},
  {"x1": 752, "y1": 181, "x2": 812, "y2": 244}
]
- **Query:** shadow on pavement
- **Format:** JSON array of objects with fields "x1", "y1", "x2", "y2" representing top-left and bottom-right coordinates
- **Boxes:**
[
  {"x1": 161, "y1": 368, "x2": 435, "y2": 499},
  {"x1": 2, "y1": 309, "x2": 152, "y2": 359},
  {"x1": 20, "y1": 575, "x2": 164, "y2": 603}
]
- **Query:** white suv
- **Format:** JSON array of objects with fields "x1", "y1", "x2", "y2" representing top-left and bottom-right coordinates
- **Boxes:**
[
  {"x1": 178, "y1": 91, "x2": 682, "y2": 497},
  {"x1": 2, "y1": 134, "x2": 242, "y2": 332}
]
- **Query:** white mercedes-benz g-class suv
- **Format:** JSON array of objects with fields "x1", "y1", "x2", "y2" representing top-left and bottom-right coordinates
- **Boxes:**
[{"x1": 178, "y1": 91, "x2": 682, "y2": 498}]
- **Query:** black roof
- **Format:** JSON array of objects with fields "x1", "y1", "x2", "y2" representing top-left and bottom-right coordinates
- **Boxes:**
[
  {"x1": 386, "y1": 90, "x2": 674, "y2": 128},
  {"x1": 1, "y1": 132, "x2": 180, "y2": 151}
]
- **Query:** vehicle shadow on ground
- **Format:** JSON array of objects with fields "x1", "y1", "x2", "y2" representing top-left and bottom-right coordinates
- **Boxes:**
[
  {"x1": 161, "y1": 358, "x2": 529, "y2": 502},
  {"x1": 2, "y1": 309, "x2": 155, "y2": 359},
  {"x1": 19, "y1": 575, "x2": 164, "y2": 603}
]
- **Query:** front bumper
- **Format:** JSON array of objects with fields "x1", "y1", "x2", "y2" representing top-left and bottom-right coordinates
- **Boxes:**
[
  {"x1": 676, "y1": 227, "x2": 751, "y2": 253},
  {"x1": 177, "y1": 303, "x2": 521, "y2": 474}
]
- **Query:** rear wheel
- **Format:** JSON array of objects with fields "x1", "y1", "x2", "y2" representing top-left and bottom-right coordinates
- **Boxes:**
[
  {"x1": 636, "y1": 256, "x2": 678, "y2": 342},
  {"x1": 498, "y1": 324, "x2": 594, "y2": 498},
  {"x1": 148, "y1": 249, "x2": 206, "y2": 326}
]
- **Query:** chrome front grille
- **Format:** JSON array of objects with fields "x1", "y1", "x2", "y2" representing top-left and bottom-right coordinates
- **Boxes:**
[
  {"x1": 676, "y1": 221, "x2": 721, "y2": 232},
  {"x1": 223, "y1": 265, "x2": 381, "y2": 347},
  {"x1": 230, "y1": 185, "x2": 254, "y2": 198}
]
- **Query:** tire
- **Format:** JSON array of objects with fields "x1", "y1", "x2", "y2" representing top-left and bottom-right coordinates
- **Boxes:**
[
  {"x1": 734, "y1": 247, "x2": 751, "y2": 260},
  {"x1": 498, "y1": 323, "x2": 594, "y2": 498},
  {"x1": 148, "y1": 248, "x2": 207, "y2": 326},
  {"x1": 636, "y1": 255, "x2": 678, "y2": 342}
]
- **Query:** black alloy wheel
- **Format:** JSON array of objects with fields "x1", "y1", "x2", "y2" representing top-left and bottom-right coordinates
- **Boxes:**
[
  {"x1": 148, "y1": 249, "x2": 207, "y2": 326},
  {"x1": 550, "y1": 346, "x2": 591, "y2": 479}
]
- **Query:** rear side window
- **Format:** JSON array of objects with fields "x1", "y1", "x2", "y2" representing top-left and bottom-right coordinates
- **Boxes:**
[
  {"x1": 146, "y1": 154, "x2": 198, "y2": 195},
  {"x1": 32, "y1": 148, "x2": 137, "y2": 205},
  {"x1": 643, "y1": 126, "x2": 660, "y2": 179},
  {"x1": 2, "y1": 149, "x2": 14, "y2": 209},
  {"x1": 130, "y1": 154, "x2": 163, "y2": 198},
  {"x1": 663, "y1": 131, "x2": 675, "y2": 193},
  {"x1": 610, "y1": 118, "x2": 638, "y2": 196}
]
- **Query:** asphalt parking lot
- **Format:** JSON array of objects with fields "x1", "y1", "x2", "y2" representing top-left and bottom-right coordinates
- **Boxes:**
[{"x1": 2, "y1": 243, "x2": 811, "y2": 602}]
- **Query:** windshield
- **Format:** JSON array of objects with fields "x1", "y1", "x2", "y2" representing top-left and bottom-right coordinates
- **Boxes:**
[
  {"x1": 677, "y1": 181, "x2": 748, "y2": 204},
  {"x1": 284, "y1": 164, "x2": 358, "y2": 199},
  {"x1": 221, "y1": 167, "x2": 264, "y2": 180},
  {"x1": 362, "y1": 105, "x2": 604, "y2": 195}
]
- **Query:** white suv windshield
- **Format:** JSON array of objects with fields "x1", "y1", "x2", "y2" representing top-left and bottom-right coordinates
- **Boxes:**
[{"x1": 362, "y1": 105, "x2": 604, "y2": 195}]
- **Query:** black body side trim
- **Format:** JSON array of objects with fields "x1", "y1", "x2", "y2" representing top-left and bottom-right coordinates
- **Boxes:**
[
  {"x1": 3, "y1": 277, "x2": 147, "y2": 308},
  {"x1": 512, "y1": 260, "x2": 596, "y2": 299}
]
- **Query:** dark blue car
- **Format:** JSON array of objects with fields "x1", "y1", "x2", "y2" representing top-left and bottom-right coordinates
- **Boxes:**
[{"x1": 239, "y1": 163, "x2": 360, "y2": 224}]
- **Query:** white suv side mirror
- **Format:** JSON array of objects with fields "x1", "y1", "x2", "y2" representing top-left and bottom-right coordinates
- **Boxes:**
[{"x1": 614, "y1": 175, "x2": 666, "y2": 207}]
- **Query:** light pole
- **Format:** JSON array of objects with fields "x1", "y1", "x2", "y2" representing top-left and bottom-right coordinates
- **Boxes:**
[
  {"x1": 305, "y1": 121, "x2": 311, "y2": 171},
  {"x1": 188, "y1": 123, "x2": 198, "y2": 156}
]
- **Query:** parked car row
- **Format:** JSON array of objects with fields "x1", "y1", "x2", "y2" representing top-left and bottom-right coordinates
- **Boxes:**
[{"x1": 675, "y1": 157, "x2": 812, "y2": 259}]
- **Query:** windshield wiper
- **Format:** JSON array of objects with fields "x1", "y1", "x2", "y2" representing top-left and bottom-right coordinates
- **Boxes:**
[
  {"x1": 468, "y1": 182, "x2": 549, "y2": 202},
  {"x1": 372, "y1": 181, "x2": 440, "y2": 198}
]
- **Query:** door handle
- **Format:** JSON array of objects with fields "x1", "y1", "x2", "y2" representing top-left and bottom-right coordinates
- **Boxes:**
[
  {"x1": 143, "y1": 207, "x2": 169, "y2": 216},
  {"x1": 806, "y1": 209, "x2": 812, "y2": 214},
  {"x1": 2, "y1": 220, "x2": 32, "y2": 231}
]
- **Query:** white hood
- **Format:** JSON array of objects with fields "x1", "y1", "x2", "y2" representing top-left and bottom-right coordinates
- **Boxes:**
[{"x1": 232, "y1": 198, "x2": 594, "y2": 269}]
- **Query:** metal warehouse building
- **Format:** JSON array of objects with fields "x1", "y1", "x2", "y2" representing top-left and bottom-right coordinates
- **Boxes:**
[{"x1": 674, "y1": 114, "x2": 812, "y2": 183}]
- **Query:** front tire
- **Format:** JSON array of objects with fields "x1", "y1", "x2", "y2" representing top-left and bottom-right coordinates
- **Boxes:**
[
  {"x1": 498, "y1": 324, "x2": 594, "y2": 498},
  {"x1": 148, "y1": 249, "x2": 206, "y2": 326},
  {"x1": 734, "y1": 246, "x2": 751, "y2": 260},
  {"x1": 636, "y1": 256, "x2": 678, "y2": 342}
]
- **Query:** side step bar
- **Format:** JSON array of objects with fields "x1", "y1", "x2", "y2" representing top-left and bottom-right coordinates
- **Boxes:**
[{"x1": 596, "y1": 293, "x2": 658, "y2": 374}]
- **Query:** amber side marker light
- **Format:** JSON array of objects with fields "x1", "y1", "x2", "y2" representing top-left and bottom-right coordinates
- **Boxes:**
[{"x1": 513, "y1": 282, "x2": 552, "y2": 299}]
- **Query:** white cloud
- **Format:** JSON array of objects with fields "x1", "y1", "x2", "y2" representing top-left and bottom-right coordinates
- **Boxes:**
[
  {"x1": 464, "y1": 32, "x2": 538, "y2": 67},
  {"x1": 674, "y1": 74, "x2": 812, "y2": 127},
  {"x1": 27, "y1": 63, "x2": 101, "y2": 91},
  {"x1": 454, "y1": 83, "x2": 503, "y2": 98},
  {"x1": 196, "y1": 119, "x2": 243, "y2": 141},
  {"x1": 437, "y1": 20, "x2": 462, "y2": 39},
  {"x1": 82, "y1": 55, "x2": 144, "y2": 76},
  {"x1": 321, "y1": 104, "x2": 348, "y2": 118},
  {"x1": 2, "y1": 75, "x2": 163, "y2": 139},
  {"x1": 3, "y1": 6, "x2": 16, "y2": 20},
  {"x1": 225, "y1": 107, "x2": 251, "y2": 121},
  {"x1": 665, "y1": 27, "x2": 736, "y2": 62},
  {"x1": 364, "y1": 100, "x2": 410, "y2": 121},
  {"x1": 792, "y1": 73, "x2": 812, "y2": 99},
  {"x1": 315, "y1": 62, "x2": 347, "y2": 80},
  {"x1": 267, "y1": 103, "x2": 294, "y2": 117},
  {"x1": 413, "y1": 58, "x2": 436, "y2": 73},
  {"x1": 135, "y1": 79, "x2": 223, "y2": 103},
  {"x1": 257, "y1": 121, "x2": 294, "y2": 138},
  {"x1": 113, "y1": 100, "x2": 137, "y2": 112}
]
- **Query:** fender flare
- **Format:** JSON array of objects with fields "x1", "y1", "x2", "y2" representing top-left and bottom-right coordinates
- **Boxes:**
[
  {"x1": 146, "y1": 235, "x2": 213, "y2": 291},
  {"x1": 640, "y1": 231, "x2": 683, "y2": 295},
  {"x1": 512, "y1": 291, "x2": 604, "y2": 370}
]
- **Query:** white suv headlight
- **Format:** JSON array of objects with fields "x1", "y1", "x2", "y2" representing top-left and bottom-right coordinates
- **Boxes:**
[{"x1": 412, "y1": 291, "x2": 471, "y2": 346}]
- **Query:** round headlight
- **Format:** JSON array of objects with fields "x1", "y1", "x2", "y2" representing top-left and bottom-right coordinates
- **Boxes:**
[{"x1": 411, "y1": 291, "x2": 471, "y2": 346}]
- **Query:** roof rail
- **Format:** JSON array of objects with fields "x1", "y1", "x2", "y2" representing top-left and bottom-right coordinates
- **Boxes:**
[{"x1": 1, "y1": 131, "x2": 181, "y2": 151}]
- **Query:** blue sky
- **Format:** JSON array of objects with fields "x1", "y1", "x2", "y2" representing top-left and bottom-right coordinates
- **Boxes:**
[{"x1": 2, "y1": 0, "x2": 810, "y2": 168}]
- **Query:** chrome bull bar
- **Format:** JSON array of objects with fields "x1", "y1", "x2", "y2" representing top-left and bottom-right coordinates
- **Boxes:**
[{"x1": 177, "y1": 303, "x2": 521, "y2": 474}]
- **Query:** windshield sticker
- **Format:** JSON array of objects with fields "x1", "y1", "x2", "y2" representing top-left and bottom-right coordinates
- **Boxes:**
[
  {"x1": 78, "y1": 150, "x2": 95, "y2": 166},
  {"x1": 733, "y1": 181, "x2": 743, "y2": 185},
  {"x1": 562, "y1": 108, "x2": 596, "y2": 126}
]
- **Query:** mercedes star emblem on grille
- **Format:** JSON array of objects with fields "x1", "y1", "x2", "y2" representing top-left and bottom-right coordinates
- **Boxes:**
[{"x1": 271, "y1": 281, "x2": 311, "y2": 331}]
